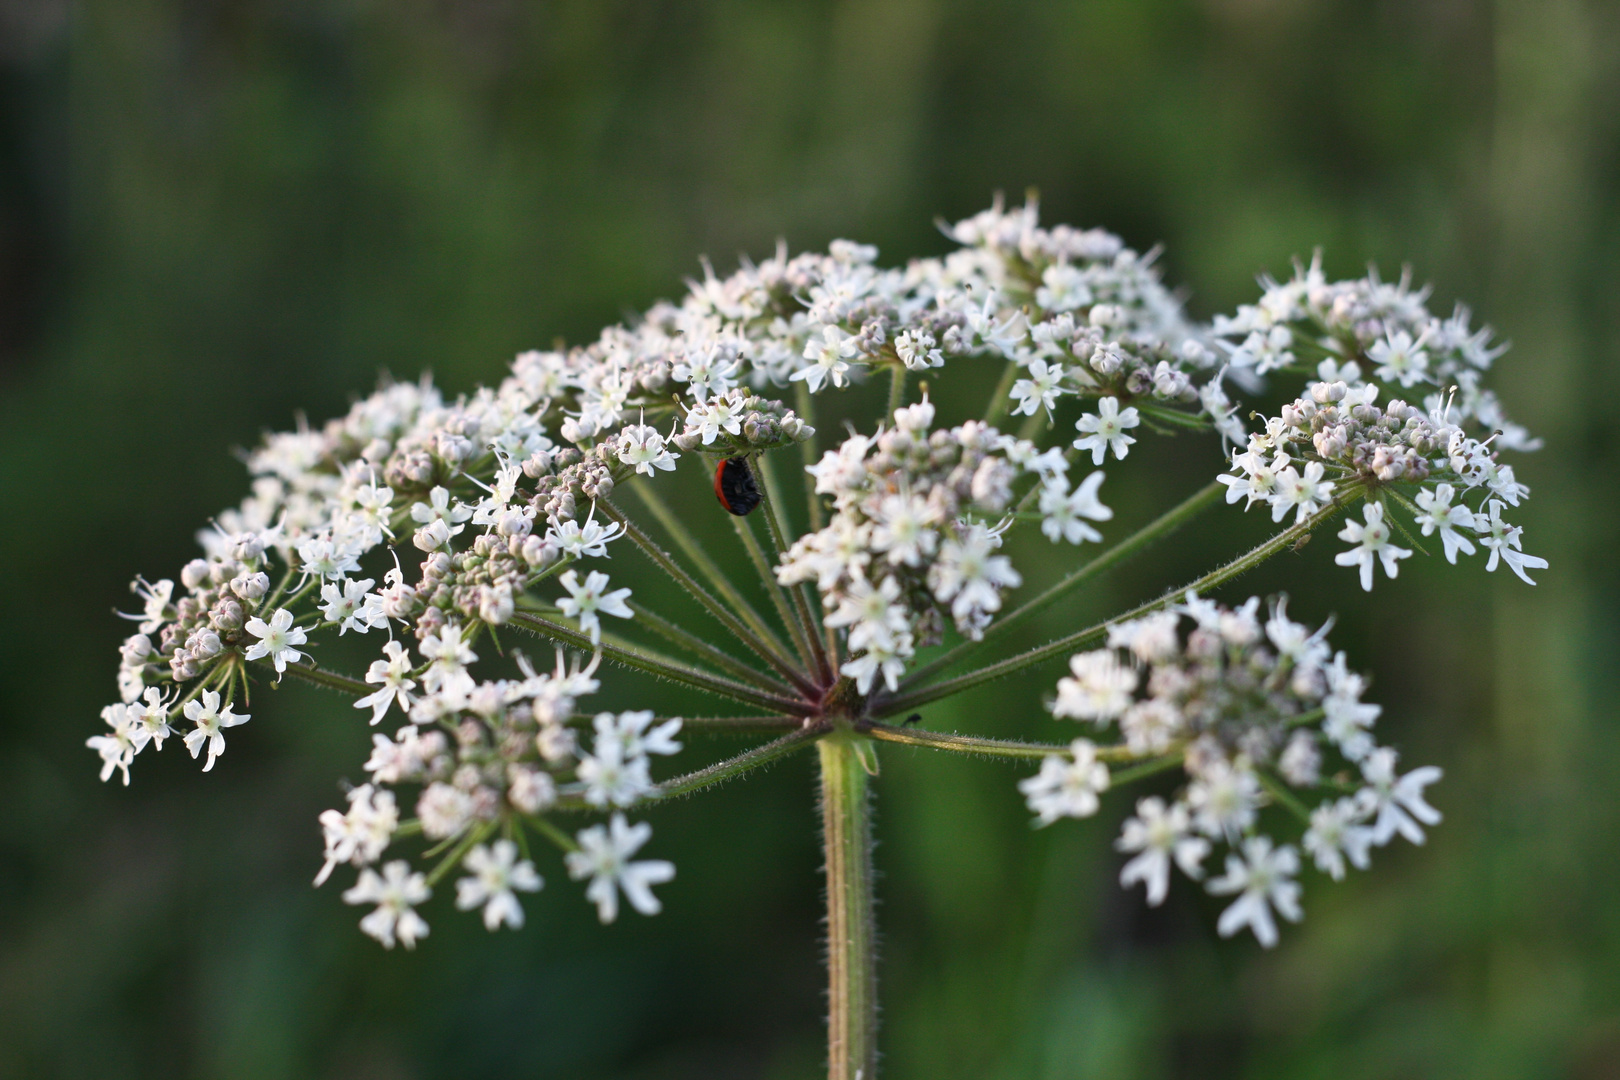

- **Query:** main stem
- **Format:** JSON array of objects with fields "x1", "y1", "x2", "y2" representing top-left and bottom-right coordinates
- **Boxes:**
[{"x1": 819, "y1": 732, "x2": 878, "y2": 1080}]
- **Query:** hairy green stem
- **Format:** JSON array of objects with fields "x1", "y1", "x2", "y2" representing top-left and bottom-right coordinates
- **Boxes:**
[
  {"x1": 860, "y1": 721, "x2": 1138, "y2": 763},
  {"x1": 901, "y1": 479, "x2": 1226, "y2": 690},
  {"x1": 875, "y1": 493, "x2": 1355, "y2": 717},
  {"x1": 886, "y1": 363, "x2": 907, "y2": 417},
  {"x1": 654, "y1": 725, "x2": 827, "y2": 801},
  {"x1": 507, "y1": 611, "x2": 811, "y2": 715},
  {"x1": 820, "y1": 732, "x2": 878, "y2": 1080},
  {"x1": 280, "y1": 661, "x2": 372, "y2": 697}
]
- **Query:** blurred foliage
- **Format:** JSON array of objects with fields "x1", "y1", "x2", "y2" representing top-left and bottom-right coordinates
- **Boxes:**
[{"x1": 1, "y1": 0, "x2": 1617, "y2": 1077}]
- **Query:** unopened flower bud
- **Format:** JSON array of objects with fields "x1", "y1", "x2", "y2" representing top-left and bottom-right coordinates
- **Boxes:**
[
  {"x1": 497, "y1": 509, "x2": 532, "y2": 539},
  {"x1": 413, "y1": 519, "x2": 452, "y2": 552},
  {"x1": 230, "y1": 571, "x2": 269, "y2": 600},
  {"x1": 189, "y1": 628, "x2": 223, "y2": 659},
  {"x1": 120, "y1": 634, "x2": 153, "y2": 665},
  {"x1": 180, "y1": 559, "x2": 211, "y2": 590}
]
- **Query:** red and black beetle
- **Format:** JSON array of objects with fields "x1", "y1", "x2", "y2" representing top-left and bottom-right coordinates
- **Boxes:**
[{"x1": 713, "y1": 456, "x2": 762, "y2": 516}]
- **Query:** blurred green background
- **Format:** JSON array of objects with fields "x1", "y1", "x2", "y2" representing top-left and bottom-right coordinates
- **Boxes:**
[{"x1": 1, "y1": 1, "x2": 1615, "y2": 1077}]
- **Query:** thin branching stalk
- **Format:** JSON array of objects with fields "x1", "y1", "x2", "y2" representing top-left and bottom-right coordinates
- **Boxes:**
[
  {"x1": 983, "y1": 359, "x2": 1020, "y2": 425},
  {"x1": 730, "y1": 509, "x2": 818, "y2": 671},
  {"x1": 795, "y1": 382, "x2": 826, "y2": 534},
  {"x1": 901, "y1": 479, "x2": 1226, "y2": 689},
  {"x1": 627, "y1": 601, "x2": 794, "y2": 694},
  {"x1": 280, "y1": 661, "x2": 372, "y2": 697},
  {"x1": 617, "y1": 484, "x2": 797, "y2": 662},
  {"x1": 653, "y1": 725, "x2": 828, "y2": 801},
  {"x1": 599, "y1": 498, "x2": 813, "y2": 691},
  {"x1": 508, "y1": 611, "x2": 811, "y2": 715},
  {"x1": 886, "y1": 364, "x2": 907, "y2": 417},
  {"x1": 752, "y1": 456, "x2": 835, "y2": 683},
  {"x1": 860, "y1": 721, "x2": 1138, "y2": 763}
]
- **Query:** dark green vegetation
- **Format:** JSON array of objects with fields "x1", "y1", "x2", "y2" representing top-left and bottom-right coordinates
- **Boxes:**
[{"x1": 1, "y1": 2, "x2": 1615, "y2": 1076}]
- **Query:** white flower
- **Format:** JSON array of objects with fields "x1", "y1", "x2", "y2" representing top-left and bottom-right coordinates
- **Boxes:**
[
  {"x1": 315, "y1": 784, "x2": 399, "y2": 886},
  {"x1": 354, "y1": 640, "x2": 418, "y2": 725},
  {"x1": 1303, "y1": 797, "x2": 1374, "y2": 881},
  {"x1": 566, "y1": 813, "x2": 675, "y2": 924},
  {"x1": 840, "y1": 632, "x2": 912, "y2": 695},
  {"x1": 1009, "y1": 358, "x2": 1071, "y2": 418},
  {"x1": 1107, "y1": 611, "x2": 1181, "y2": 664},
  {"x1": 1072, "y1": 396, "x2": 1140, "y2": 465},
  {"x1": 824, "y1": 574, "x2": 909, "y2": 654},
  {"x1": 869, "y1": 492, "x2": 940, "y2": 567},
  {"x1": 1207, "y1": 836, "x2": 1303, "y2": 948},
  {"x1": 1116, "y1": 796, "x2": 1209, "y2": 905},
  {"x1": 410, "y1": 486, "x2": 472, "y2": 535},
  {"x1": 1051, "y1": 650, "x2": 1137, "y2": 723},
  {"x1": 125, "y1": 686, "x2": 174, "y2": 753},
  {"x1": 418, "y1": 781, "x2": 478, "y2": 840},
  {"x1": 556, "y1": 569, "x2": 634, "y2": 645},
  {"x1": 793, "y1": 325, "x2": 859, "y2": 392},
  {"x1": 616, "y1": 424, "x2": 679, "y2": 475},
  {"x1": 1368, "y1": 329, "x2": 1430, "y2": 387},
  {"x1": 593, "y1": 710, "x2": 684, "y2": 759},
  {"x1": 1413, "y1": 483, "x2": 1477, "y2": 563},
  {"x1": 243, "y1": 608, "x2": 308, "y2": 673},
  {"x1": 1334, "y1": 502, "x2": 1412, "y2": 591},
  {"x1": 181, "y1": 690, "x2": 249, "y2": 772},
  {"x1": 456, "y1": 840, "x2": 543, "y2": 931},
  {"x1": 1039, "y1": 470, "x2": 1112, "y2": 545},
  {"x1": 1358, "y1": 748, "x2": 1443, "y2": 846},
  {"x1": 576, "y1": 740, "x2": 656, "y2": 808},
  {"x1": 420, "y1": 623, "x2": 478, "y2": 689},
  {"x1": 894, "y1": 328, "x2": 943, "y2": 370},
  {"x1": 122, "y1": 577, "x2": 174, "y2": 635},
  {"x1": 343, "y1": 861, "x2": 431, "y2": 949},
  {"x1": 1018, "y1": 739, "x2": 1111, "y2": 825},
  {"x1": 1477, "y1": 499, "x2": 1548, "y2": 585},
  {"x1": 549, "y1": 514, "x2": 624, "y2": 560},
  {"x1": 1186, "y1": 759, "x2": 1264, "y2": 841},
  {"x1": 1269, "y1": 462, "x2": 1334, "y2": 524},
  {"x1": 320, "y1": 577, "x2": 381, "y2": 634},
  {"x1": 87, "y1": 703, "x2": 139, "y2": 786}
]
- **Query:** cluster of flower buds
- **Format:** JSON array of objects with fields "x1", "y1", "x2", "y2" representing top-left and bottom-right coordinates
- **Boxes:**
[
  {"x1": 313, "y1": 646, "x2": 682, "y2": 944},
  {"x1": 778, "y1": 395, "x2": 1112, "y2": 695},
  {"x1": 671, "y1": 387, "x2": 815, "y2": 452},
  {"x1": 1020, "y1": 595, "x2": 1442, "y2": 947},
  {"x1": 1220, "y1": 356, "x2": 1544, "y2": 589}
]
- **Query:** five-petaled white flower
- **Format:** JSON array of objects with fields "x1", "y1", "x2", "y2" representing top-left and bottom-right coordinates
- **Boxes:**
[
  {"x1": 1018, "y1": 739, "x2": 1111, "y2": 825},
  {"x1": 456, "y1": 840, "x2": 543, "y2": 931},
  {"x1": 181, "y1": 689, "x2": 249, "y2": 772},
  {"x1": 1207, "y1": 836, "x2": 1303, "y2": 948},
  {"x1": 1357, "y1": 747, "x2": 1443, "y2": 846},
  {"x1": 1334, "y1": 502, "x2": 1412, "y2": 591},
  {"x1": 1477, "y1": 498, "x2": 1548, "y2": 585},
  {"x1": 557, "y1": 569, "x2": 634, "y2": 645},
  {"x1": 243, "y1": 608, "x2": 308, "y2": 673},
  {"x1": 1073, "y1": 396, "x2": 1140, "y2": 465},
  {"x1": 344, "y1": 860, "x2": 431, "y2": 949},
  {"x1": 355, "y1": 639, "x2": 418, "y2": 725},
  {"x1": 792, "y1": 325, "x2": 859, "y2": 392},
  {"x1": 566, "y1": 813, "x2": 675, "y2": 924},
  {"x1": 1413, "y1": 483, "x2": 1477, "y2": 564},
  {"x1": 1010, "y1": 358, "x2": 1072, "y2": 418},
  {"x1": 1039, "y1": 470, "x2": 1113, "y2": 544},
  {"x1": 1116, "y1": 796, "x2": 1209, "y2": 905}
]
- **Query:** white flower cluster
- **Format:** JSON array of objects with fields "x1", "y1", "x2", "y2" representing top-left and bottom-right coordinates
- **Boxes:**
[
  {"x1": 1214, "y1": 259, "x2": 1544, "y2": 590},
  {"x1": 778, "y1": 394, "x2": 1111, "y2": 695},
  {"x1": 317, "y1": 646, "x2": 680, "y2": 943},
  {"x1": 1021, "y1": 594, "x2": 1442, "y2": 947},
  {"x1": 93, "y1": 197, "x2": 1533, "y2": 960}
]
